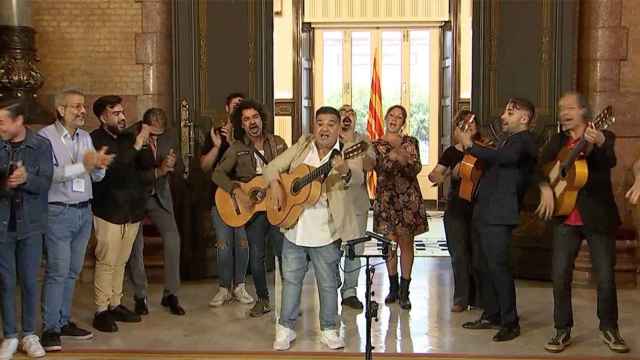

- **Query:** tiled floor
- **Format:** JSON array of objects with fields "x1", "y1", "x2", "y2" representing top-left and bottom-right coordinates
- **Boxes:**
[{"x1": 52, "y1": 256, "x2": 639, "y2": 359}]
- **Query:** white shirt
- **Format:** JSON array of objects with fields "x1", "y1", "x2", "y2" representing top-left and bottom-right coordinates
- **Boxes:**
[
  {"x1": 255, "y1": 150, "x2": 265, "y2": 175},
  {"x1": 285, "y1": 140, "x2": 341, "y2": 247}
]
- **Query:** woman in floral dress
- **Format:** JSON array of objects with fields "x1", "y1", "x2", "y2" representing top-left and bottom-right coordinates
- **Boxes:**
[{"x1": 372, "y1": 105, "x2": 428, "y2": 310}]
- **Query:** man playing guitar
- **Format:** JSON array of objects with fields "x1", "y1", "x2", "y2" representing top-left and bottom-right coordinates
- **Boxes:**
[
  {"x1": 265, "y1": 106, "x2": 365, "y2": 351},
  {"x1": 458, "y1": 98, "x2": 538, "y2": 342},
  {"x1": 536, "y1": 92, "x2": 629, "y2": 353},
  {"x1": 212, "y1": 99, "x2": 288, "y2": 317}
]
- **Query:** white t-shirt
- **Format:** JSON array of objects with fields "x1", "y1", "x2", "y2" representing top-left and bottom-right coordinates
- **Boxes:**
[{"x1": 255, "y1": 150, "x2": 265, "y2": 175}]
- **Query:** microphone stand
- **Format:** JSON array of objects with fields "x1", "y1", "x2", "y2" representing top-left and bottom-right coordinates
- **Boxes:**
[{"x1": 345, "y1": 233, "x2": 393, "y2": 360}]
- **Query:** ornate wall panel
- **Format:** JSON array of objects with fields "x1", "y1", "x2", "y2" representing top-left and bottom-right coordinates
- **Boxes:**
[{"x1": 304, "y1": 0, "x2": 449, "y2": 25}]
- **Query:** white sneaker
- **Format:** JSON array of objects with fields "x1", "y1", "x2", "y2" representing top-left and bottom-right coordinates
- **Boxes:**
[
  {"x1": 209, "y1": 287, "x2": 233, "y2": 307},
  {"x1": 0, "y1": 338, "x2": 18, "y2": 360},
  {"x1": 233, "y1": 283, "x2": 255, "y2": 304},
  {"x1": 273, "y1": 324, "x2": 296, "y2": 351},
  {"x1": 320, "y1": 329, "x2": 345, "y2": 350},
  {"x1": 20, "y1": 335, "x2": 45, "y2": 358}
]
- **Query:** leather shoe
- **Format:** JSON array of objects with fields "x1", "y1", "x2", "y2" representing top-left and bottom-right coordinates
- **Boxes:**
[
  {"x1": 93, "y1": 310, "x2": 118, "y2": 332},
  {"x1": 110, "y1": 305, "x2": 141, "y2": 323},
  {"x1": 161, "y1": 294, "x2": 186, "y2": 316},
  {"x1": 341, "y1": 296, "x2": 364, "y2": 310},
  {"x1": 134, "y1": 296, "x2": 149, "y2": 315},
  {"x1": 451, "y1": 304, "x2": 466, "y2": 312},
  {"x1": 493, "y1": 326, "x2": 520, "y2": 342},
  {"x1": 462, "y1": 318, "x2": 500, "y2": 330}
]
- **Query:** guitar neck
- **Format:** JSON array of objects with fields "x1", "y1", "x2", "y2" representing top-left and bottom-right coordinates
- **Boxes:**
[
  {"x1": 293, "y1": 160, "x2": 334, "y2": 193},
  {"x1": 560, "y1": 137, "x2": 588, "y2": 175}
]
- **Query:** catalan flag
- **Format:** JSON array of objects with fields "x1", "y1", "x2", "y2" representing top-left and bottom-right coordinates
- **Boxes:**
[{"x1": 366, "y1": 51, "x2": 383, "y2": 198}]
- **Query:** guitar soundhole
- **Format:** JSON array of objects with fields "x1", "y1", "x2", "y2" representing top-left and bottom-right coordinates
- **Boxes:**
[{"x1": 251, "y1": 189, "x2": 265, "y2": 202}]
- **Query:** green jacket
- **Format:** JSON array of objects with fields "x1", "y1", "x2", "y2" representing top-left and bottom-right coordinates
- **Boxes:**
[{"x1": 212, "y1": 133, "x2": 288, "y2": 193}]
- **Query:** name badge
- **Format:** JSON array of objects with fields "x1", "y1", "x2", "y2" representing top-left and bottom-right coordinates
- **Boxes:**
[{"x1": 72, "y1": 178, "x2": 86, "y2": 193}]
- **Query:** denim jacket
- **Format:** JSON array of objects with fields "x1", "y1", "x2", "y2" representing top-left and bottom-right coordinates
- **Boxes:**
[{"x1": 0, "y1": 129, "x2": 53, "y2": 239}]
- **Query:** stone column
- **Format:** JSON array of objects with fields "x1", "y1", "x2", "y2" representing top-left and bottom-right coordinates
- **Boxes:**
[
  {"x1": 135, "y1": 0, "x2": 173, "y2": 124},
  {"x1": 577, "y1": 0, "x2": 638, "y2": 287}
]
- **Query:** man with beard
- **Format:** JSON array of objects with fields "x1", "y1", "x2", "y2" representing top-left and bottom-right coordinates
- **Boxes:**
[
  {"x1": 336, "y1": 104, "x2": 376, "y2": 310},
  {"x1": 536, "y1": 92, "x2": 628, "y2": 353},
  {"x1": 459, "y1": 98, "x2": 538, "y2": 342},
  {"x1": 212, "y1": 99, "x2": 288, "y2": 317},
  {"x1": 266, "y1": 106, "x2": 364, "y2": 350},
  {"x1": 90, "y1": 95, "x2": 155, "y2": 332},
  {"x1": 0, "y1": 99, "x2": 52, "y2": 359},
  {"x1": 38, "y1": 89, "x2": 113, "y2": 351}
]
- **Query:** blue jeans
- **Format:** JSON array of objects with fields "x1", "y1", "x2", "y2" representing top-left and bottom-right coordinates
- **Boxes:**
[
  {"x1": 246, "y1": 213, "x2": 283, "y2": 300},
  {"x1": 42, "y1": 204, "x2": 92, "y2": 332},
  {"x1": 279, "y1": 238, "x2": 341, "y2": 331},
  {"x1": 211, "y1": 206, "x2": 249, "y2": 289},
  {"x1": 0, "y1": 233, "x2": 43, "y2": 338}
]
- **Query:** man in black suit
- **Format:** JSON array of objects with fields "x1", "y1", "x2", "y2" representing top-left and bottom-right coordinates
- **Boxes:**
[
  {"x1": 458, "y1": 98, "x2": 538, "y2": 342},
  {"x1": 536, "y1": 92, "x2": 628, "y2": 353}
]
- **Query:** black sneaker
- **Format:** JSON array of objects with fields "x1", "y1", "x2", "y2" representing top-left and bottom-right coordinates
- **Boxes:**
[
  {"x1": 462, "y1": 318, "x2": 501, "y2": 330},
  {"x1": 249, "y1": 298, "x2": 272, "y2": 318},
  {"x1": 41, "y1": 330, "x2": 61, "y2": 352},
  {"x1": 134, "y1": 296, "x2": 149, "y2": 316},
  {"x1": 93, "y1": 310, "x2": 118, "y2": 333},
  {"x1": 110, "y1": 305, "x2": 142, "y2": 323},
  {"x1": 493, "y1": 326, "x2": 520, "y2": 342},
  {"x1": 341, "y1": 296, "x2": 364, "y2": 310},
  {"x1": 61, "y1": 322, "x2": 94, "y2": 340},
  {"x1": 601, "y1": 328, "x2": 630, "y2": 353},
  {"x1": 544, "y1": 328, "x2": 571, "y2": 352}
]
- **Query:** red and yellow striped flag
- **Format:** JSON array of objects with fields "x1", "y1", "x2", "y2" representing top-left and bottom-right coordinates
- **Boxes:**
[{"x1": 366, "y1": 52, "x2": 383, "y2": 198}]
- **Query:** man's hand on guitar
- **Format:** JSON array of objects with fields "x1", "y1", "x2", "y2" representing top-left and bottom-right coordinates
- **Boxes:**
[
  {"x1": 232, "y1": 187, "x2": 253, "y2": 212},
  {"x1": 625, "y1": 179, "x2": 640, "y2": 205},
  {"x1": 535, "y1": 183, "x2": 555, "y2": 220},
  {"x1": 331, "y1": 155, "x2": 349, "y2": 176},
  {"x1": 584, "y1": 124, "x2": 605, "y2": 147},
  {"x1": 268, "y1": 179, "x2": 285, "y2": 211}
]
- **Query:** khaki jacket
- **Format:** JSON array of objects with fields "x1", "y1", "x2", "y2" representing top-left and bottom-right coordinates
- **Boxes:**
[
  {"x1": 263, "y1": 135, "x2": 366, "y2": 242},
  {"x1": 212, "y1": 133, "x2": 288, "y2": 193},
  {"x1": 345, "y1": 132, "x2": 375, "y2": 233}
]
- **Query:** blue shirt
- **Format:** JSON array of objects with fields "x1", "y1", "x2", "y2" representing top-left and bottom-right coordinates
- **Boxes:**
[{"x1": 39, "y1": 122, "x2": 105, "y2": 204}]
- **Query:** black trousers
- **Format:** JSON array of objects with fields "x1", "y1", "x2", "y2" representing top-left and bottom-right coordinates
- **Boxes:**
[
  {"x1": 475, "y1": 220, "x2": 519, "y2": 328},
  {"x1": 443, "y1": 203, "x2": 480, "y2": 308},
  {"x1": 552, "y1": 224, "x2": 619, "y2": 331}
]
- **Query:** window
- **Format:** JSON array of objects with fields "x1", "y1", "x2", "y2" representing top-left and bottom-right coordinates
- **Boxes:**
[{"x1": 314, "y1": 28, "x2": 440, "y2": 200}]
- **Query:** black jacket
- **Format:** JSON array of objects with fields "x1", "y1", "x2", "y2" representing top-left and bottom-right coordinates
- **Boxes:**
[
  {"x1": 90, "y1": 127, "x2": 155, "y2": 224},
  {"x1": 538, "y1": 130, "x2": 620, "y2": 235},
  {"x1": 469, "y1": 130, "x2": 538, "y2": 226}
]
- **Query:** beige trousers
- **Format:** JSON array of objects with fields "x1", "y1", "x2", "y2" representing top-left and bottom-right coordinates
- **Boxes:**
[{"x1": 93, "y1": 216, "x2": 140, "y2": 312}]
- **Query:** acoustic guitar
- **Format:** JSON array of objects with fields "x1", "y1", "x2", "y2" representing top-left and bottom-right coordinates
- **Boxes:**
[
  {"x1": 266, "y1": 141, "x2": 368, "y2": 228},
  {"x1": 543, "y1": 105, "x2": 615, "y2": 215},
  {"x1": 458, "y1": 117, "x2": 496, "y2": 202},
  {"x1": 214, "y1": 176, "x2": 267, "y2": 227}
]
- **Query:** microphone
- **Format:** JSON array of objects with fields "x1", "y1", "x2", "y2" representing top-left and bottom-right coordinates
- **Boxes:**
[{"x1": 366, "y1": 231, "x2": 397, "y2": 250}]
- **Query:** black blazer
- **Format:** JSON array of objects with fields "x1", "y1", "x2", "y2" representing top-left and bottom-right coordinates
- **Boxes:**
[
  {"x1": 469, "y1": 130, "x2": 538, "y2": 226},
  {"x1": 538, "y1": 130, "x2": 620, "y2": 235}
]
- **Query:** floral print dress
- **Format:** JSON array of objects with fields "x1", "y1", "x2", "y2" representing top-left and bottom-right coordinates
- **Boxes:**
[{"x1": 372, "y1": 135, "x2": 429, "y2": 237}]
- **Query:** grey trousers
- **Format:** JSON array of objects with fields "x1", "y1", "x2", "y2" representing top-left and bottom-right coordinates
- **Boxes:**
[{"x1": 126, "y1": 195, "x2": 181, "y2": 298}]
